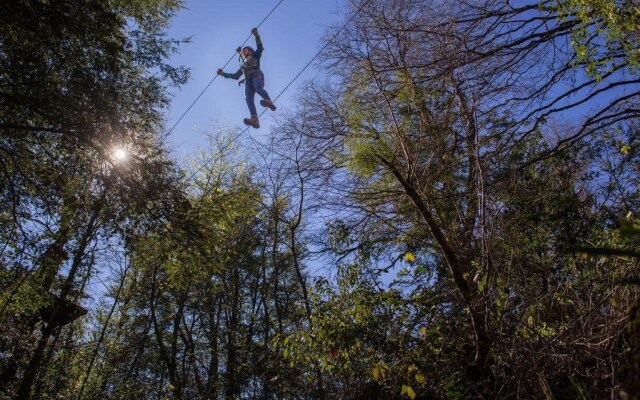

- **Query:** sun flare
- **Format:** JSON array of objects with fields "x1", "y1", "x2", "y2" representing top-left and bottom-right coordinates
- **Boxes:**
[{"x1": 114, "y1": 148, "x2": 128, "y2": 161}]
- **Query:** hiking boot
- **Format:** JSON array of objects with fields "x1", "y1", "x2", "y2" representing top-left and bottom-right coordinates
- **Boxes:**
[
  {"x1": 243, "y1": 116, "x2": 260, "y2": 129},
  {"x1": 260, "y1": 99, "x2": 277, "y2": 111}
]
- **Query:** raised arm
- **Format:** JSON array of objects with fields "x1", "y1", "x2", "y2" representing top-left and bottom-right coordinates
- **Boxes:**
[{"x1": 251, "y1": 27, "x2": 264, "y2": 59}]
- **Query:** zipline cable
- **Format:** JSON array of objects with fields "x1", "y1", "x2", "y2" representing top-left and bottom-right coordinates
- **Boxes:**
[{"x1": 166, "y1": 0, "x2": 285, "y2": 136}]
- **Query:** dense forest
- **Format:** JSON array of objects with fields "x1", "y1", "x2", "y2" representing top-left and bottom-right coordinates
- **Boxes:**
[{"x1": 1, "y1": 0, "x2": 639, "y2": 399}]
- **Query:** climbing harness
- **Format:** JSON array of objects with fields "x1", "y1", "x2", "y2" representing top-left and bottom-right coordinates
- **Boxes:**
[{"x1": 234, "y1": 47, "x2": 246, "y2": 86}]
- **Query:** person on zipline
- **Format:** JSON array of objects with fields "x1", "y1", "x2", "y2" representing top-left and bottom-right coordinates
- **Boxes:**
[{"x1": 217, "y1": 27, "x2": 276, "y2": 129}]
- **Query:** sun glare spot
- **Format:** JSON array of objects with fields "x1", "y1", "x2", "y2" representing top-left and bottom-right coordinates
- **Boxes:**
[{"x1": 114, "y1": 148, "x2": 128, "y2": 161}]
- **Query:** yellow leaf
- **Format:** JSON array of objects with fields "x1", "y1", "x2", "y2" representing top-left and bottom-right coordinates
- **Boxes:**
[
  {"x1": 372, "y1": 364, "x2": 388, "y2": 381},
  {"x1": 372, "y1": 366, "x2": 380, "y2": 381},
  {"x1": 420, "y1": 326, "x2": 427, "y2": 337},
  {"x1": 415, "y1": 373, "x2": 426, "y2": 384},
  {"x1": 621, "y1": 145, "x2": 631, "y2": 154},
  {"x1": 404, "y1": 252, "x2": 416, "y2": 263},
  {"x1": 408, "y1": 364, "x2": 417, "y2": 373},
  {"x1": 401, "y1": 385, "x2": 416, "y2": 399},
  {"x1": 527, "y1": 315, "x2": 534, "y2": 326}
]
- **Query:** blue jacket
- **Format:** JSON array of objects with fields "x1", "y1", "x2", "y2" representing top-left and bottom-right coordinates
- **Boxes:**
[{"x1": 223, "y1": 35, "x2": 264, "y2": 80}]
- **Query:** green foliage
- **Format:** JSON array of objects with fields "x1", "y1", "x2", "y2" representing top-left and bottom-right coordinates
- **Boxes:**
[
  {"x1": 556, "y1": 0, "x2": 640, "y2": 75},
  {"x1": 279, "y1": 263, "x2": 462, "y2": 399},
  {"x1": 0, "y1": 0, "x2": 188, "y2": 398},
  {"x1": 342, "y1": 78, "x2": 394, "y2": 178}
]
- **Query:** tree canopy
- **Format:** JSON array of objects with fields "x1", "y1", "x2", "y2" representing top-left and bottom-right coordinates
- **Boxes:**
[{"x1": 1, "y1": 0, "x2": 639, "y2": 399}]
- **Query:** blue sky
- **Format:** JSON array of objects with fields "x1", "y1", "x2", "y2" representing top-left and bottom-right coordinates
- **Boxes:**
[{"x1": 164, "y1": 0, "x2": 346, "y2": 157}]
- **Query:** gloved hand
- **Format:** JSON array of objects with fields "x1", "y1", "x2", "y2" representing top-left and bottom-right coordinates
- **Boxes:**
[
  {"x1": 251, "y1": 27, "x2": 258, "y2": 36},
  {"x1": 217, "y1": 68, "x2": 223, "y2": 76}
]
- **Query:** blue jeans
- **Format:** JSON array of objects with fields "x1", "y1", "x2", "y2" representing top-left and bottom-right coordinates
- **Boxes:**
[{"x1": 245, "y1": 71, "x2": 271, "y2": 117}]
